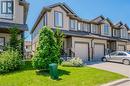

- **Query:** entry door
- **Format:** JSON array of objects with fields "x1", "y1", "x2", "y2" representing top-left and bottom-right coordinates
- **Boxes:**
[
  {"x1": 94, "y1": 44, "x2": 105, "y2": 61},
  {"x1": 75, "y1": 43, "x2": 89, "y2": 62}
]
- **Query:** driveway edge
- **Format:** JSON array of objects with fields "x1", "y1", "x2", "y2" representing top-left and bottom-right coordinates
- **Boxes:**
[{"x1": 101, "y1": 78, "x2": 130, "y2": 86}]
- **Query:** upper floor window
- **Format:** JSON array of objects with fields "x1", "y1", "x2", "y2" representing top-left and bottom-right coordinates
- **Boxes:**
[
  {"x1": 104, "y1": 24, "x2": 110, "y2": 35},
  {"x1": 54, "y1": 11, "x2": 63, "y2": 27},
  {"x1": 78, "y1": 22, "x2": 82, "y2": 30},
  {"x1": 43, "y1": 13, "x2": 47, "y2": 26},
  {"x1": 121, "y1": 29, "x2": 128, "y2": 39},
  {"x1": 91, "y1": 24, "x2": 99, "y2": 34},
  {"x1": 70, "y1": 19, "x2": 77, "y2": 30},
  {"x1": 1, "y1": 1, "x2": 13, "y2": 14},
  {"x1": 113, "y1": 29, "x2": 120, "y2": 37},
  {"x1": 83, "y1": 23, "x2": 90, "y2": 32}
]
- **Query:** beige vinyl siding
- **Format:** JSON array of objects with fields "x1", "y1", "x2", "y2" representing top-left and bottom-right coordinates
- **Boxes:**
[{"x1": 47, "y1": 6, "x2": 69, "y2": 30}]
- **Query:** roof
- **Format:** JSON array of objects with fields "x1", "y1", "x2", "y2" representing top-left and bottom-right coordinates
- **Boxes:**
[
  {"x1": 31, "y1": 3, "x2": 130, "y2": 33},
  {"x1": 31, "y1": 2, "x2": 81, "y2": 33},
  {"x1": 0, "y1": 22, "x2": 28, "y2": 31}
]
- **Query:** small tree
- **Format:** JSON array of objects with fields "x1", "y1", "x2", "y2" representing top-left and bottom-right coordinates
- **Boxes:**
[
  {"x1": 9, "y1": 27, "x2": 23, "y2": 52},
  {"x1": 32, "y1": 26, "x2": 59, "y2": 70},
  {"x1": 54, "y1": 28, "x2": 64, "y2": 62}
]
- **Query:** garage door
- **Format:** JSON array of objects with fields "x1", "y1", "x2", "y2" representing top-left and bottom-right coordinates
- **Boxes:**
[
  {"x1": 118, "y1": 45, "x2": 125, "y2": 51},
  {"x1": 75, "y1": 43, "x2": 89, "y2": 62},
  {"x1": 94, "y1": 44, "x2": 105, "y2": 61}
]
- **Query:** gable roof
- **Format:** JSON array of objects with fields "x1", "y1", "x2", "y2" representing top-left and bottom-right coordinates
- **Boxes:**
[
  {"x1": 91, "y1": 15, "x2": 113, "y2": 25},
  {"x1": 91, "y1": 15, "x2": 105, "y2": 22},
  {"x1": 31, "y1": 2, "x2": 79, "y2": 33},
  {"x1": 114, "y1": 21, "x2": 123, "y2": 27}
]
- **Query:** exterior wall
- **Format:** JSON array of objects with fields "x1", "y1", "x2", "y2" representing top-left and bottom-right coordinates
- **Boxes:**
[
  {"x1": 47, "y1": 6, "x2": 69, "y2": 30},
  {"x1": 0, "y1": 33, "x2": 21, "y2": 44},
  {"x1": 31, "y1": 16, "x2": 44, "y2": 52},
  {"x1": 0, "y1": 0, "x2": 24, "y2": 24}
]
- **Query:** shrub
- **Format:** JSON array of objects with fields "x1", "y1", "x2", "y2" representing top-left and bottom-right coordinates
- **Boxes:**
[
  {"x1": 54, "y1": 28, "x2": 64, "y2": 63},
  {"x1": 0, "y1": 50, "x2": 23, "y2": 73},
  {"x1": 61, "y1": 57, "x2": 84, "y2": 67},
  {"x1": 32, "y1": 26, "x2": 59, "y2": 70}
]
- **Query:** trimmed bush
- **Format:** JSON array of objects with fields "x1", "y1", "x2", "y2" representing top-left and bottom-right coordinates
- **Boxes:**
[
  {"x1": 32, "y1": 26, "x2": 59, "y2": 70},
  {"x1": 61, "y1": 57, "x2": 84, "y2": 67},
  {"x1": 0, "y1": 50, "x2": 23, "y2": 73}
]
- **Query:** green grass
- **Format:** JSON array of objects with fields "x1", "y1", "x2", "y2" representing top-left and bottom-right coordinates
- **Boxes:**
[{"x1": 0, "y1": 61, "x2": 126, "y2": 86}]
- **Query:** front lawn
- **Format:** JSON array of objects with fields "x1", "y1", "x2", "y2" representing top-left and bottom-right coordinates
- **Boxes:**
[{"x1": 0, "y1": 61, "x2": 126, "y2": 86}]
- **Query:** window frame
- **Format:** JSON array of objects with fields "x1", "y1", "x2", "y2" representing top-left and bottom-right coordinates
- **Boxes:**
[
  {"x1": 43, "y1": 13, "x2": 47, "y2": 26},
  {"x1": 54, "y1": 11, "x2": 63, "y2": 28},
  {"x1": 1, "y1": 1, "x2": 13, "y2": 14},
  {"x1": 92, "y1": 24, "x2": 99, "y2": 34},
  {"x1": 104, "y1": 24, "x2": 110, "y2": 35},
  {"x1": 70, "y1": 19, "x2": 77, "y2": 30},
  {"x1": 83, "y1": 23, "x2": 90, "y2": 32}
]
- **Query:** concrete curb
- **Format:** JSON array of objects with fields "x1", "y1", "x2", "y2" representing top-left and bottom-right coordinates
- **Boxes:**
[{"x1": 101, "y1": 78, "x2": 130, "y2": 86}]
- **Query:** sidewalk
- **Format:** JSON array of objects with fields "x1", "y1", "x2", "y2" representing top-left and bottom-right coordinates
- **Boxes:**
[{"x1": 101, "y1": 78, "x2": 130, "y2": 86}]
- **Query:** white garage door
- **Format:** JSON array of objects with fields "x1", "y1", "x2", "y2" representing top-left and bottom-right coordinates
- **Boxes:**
[
  {"x1": 118, "y1": 45, "x2": 125, "y2": 51},
  {"x1": 94, "y1": 44, "x2": 105, "y2": 61},
  {"x1": 75, "y1": 43, "x2": 89, "y2": 62}
]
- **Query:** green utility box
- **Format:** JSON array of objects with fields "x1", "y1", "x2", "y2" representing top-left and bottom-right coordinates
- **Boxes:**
[{"x1": 49, "y1": 63, "x2": 59, "y2": 80}]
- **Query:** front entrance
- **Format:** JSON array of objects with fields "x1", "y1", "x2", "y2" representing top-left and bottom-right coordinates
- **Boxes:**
[{"x1": 107, "y1": 40, "x2": 116, "y2": 53}]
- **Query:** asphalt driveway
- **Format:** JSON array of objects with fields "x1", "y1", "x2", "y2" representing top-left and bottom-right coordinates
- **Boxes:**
[{"x1": 87, "y1": 62, "x2": 130, "y2": 77}]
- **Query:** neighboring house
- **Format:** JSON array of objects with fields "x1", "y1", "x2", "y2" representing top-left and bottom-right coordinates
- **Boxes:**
[
  {"x1": 24, "y1": 41, "x2": 32, "y2": 58},
  {"x1": 31, "y1": 3, "x2": 130, "y2": 62},
  {"x1": 0, "y1": 0, "x2": 29, "y2": 52}
]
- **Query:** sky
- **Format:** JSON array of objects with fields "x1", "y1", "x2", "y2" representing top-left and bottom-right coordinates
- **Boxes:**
[{"x1": 26, "y1": 0, "x2": 130, "y2": 41}]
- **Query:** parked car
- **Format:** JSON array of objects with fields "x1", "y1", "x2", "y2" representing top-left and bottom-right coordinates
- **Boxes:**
[{"x1": 102, "y1": 51, "x2": 130, "y2": 65}]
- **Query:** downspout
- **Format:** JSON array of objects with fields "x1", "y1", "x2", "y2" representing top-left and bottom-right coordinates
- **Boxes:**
[{"x1": 90, "y1": 38, "x2": 94, "y2": 61}]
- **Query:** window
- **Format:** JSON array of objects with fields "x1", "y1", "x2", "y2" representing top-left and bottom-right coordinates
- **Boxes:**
[
  {"x1": 113, "y1": 29, "x2": 120, "y2": 37},
  {"x1": 121, "y1": 29, "x2": 128, "y2": 39},
  {"x1": 70, "y1": 19, "x2": 77, "y2": 30},
  {"x1": 117, "y1": 52, "x2": 127, "y2": 56},
  {"x1": 1, "y1": 1, "x2": 13, "y2": 14},
  {"x1": 92, "y1": 24, "x2": 99, "y2": 34},
  {"x1": 83, "y1": 23, "x2": 90, "y2": 32},
  {"x1": 54, "y1": 11, "x2": 63, "y2": 27},
  {"x1": 43, "y1": 13, "x2": 47, "y2": 26},
  {"x1": 110, "y1": 52, "x2": 117, "y2": 56},
  {"x1": 0, "y1": 37, "x2": 4, "y2": 51},
  {"x1": 104, "y1": 24, "x2": 109, "y2": 35},
  {"x1": 78, "y1": 22, "x2": 82, "y2": 30}
]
